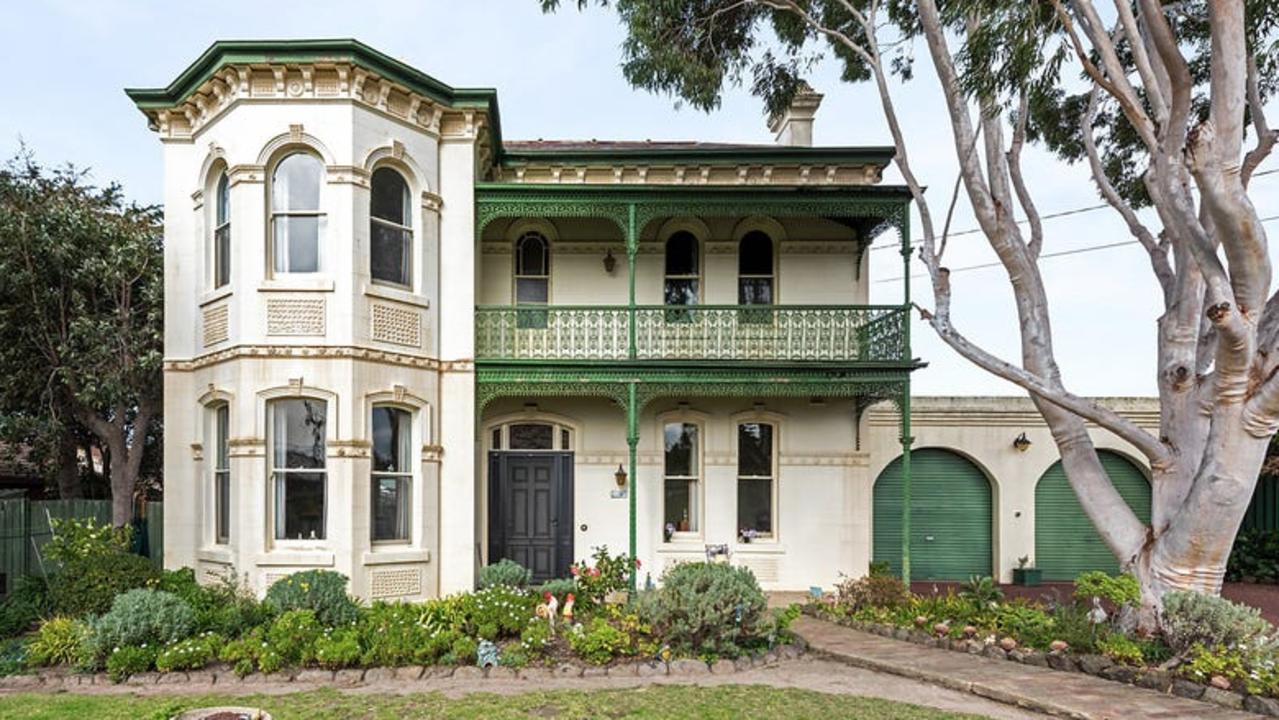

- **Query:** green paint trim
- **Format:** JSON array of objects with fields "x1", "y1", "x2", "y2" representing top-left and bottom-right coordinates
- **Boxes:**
[
  {"x1": 124, "y1": 38, "x2": 503, "y2": 147},
  {"x1": 627, "y1": 382, "x2": 639, "y2": 592},
  {"x1": 476, "y1": 183, "x2": 914, "y2": 200},
  {"x1": 499, "y1": 145, "x2": 896, "y2": 168}
]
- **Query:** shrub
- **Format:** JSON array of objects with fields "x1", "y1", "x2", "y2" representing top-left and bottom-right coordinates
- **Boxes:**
[
  {"x1": 958, "y1": 576, "x2": 1004, "y2": 609},
  {"x1": 47, "y1": 551, "x2": 158, "y2": 617},
  {"x1": 0, "y1": 576, "x2": 50, "y2": 638},
  {"x1": 501, "y1": 646, "x2": 529, "y2": 669},
  {"x1": 1074, "y1": 571, "x2": 1141, "y2": 608},
  {"x1": 0, "y1": 637, "x2": 27, "y2": 676},
  {"x1": 43, "y1": 517, "x2": 131, "y2": 565},
  {"x1": 155, "y1": 633, "x2": 224, "y2": 672},
  {"x1": 89, "y1": 589, "x2": 196, "y2": 662},
  {"x1": 218, "y1": 629, "x2": 266, "y2": 677},
  {"x1": 26, "y1": 616, "x2": 91, "y2": 667},
  {"x1": 1097, "y1": 632, "x2": 1145, "y2": 666},
  {"x1": 265, "y1": 570, "x2": 358, "y2": 627},
  {"x1": 441, "y1": 585, "x2": 537, "y2": 640},
  {"x1": 151, "y1": 567, "x2": 268, "y2": 637},
  {"x1": 570, "y1": 547, "x2": 636, "y2": 608},
  {"x1": 867, "y1": 561, "x2": 893, "y2": 578},
  {"x1": 834, "y1": 573, "x2": 909, "y2": 611},
  {"x1": 520, "y1": 618, "x2": 554, "y2": 656},
  {"x1": 266, "y1": 609, "x2": 323, "y2": 666},
  {"x1": 1227, "y1": 528, "x2": 1279, "y2": 583},
  {"x1": 1161, "y1": 590, "x2": 1273, "y2": 653},
  {"x1": 637, "y1": 562, "x2": 767, "y2": 659},
  {"x1": 478, "y1": 559, "x2": 532, "y2": 589},
  {"x1": 447, "y1": 635, "x2": 478, "y2": 665},
  {"x1": 991, "y1": 601, "x2": 1055, "y2": 648},
  {"x1": 536, "y1": 578, "x2": 577, "y2": 599},
  {"x1": 106, "y1": 645, "x2": 156, "y2": 683},
  {"x1": 314, "y1": 627, "x2": 362, "y2": 669},
  {"x1": 569, "y1": 616, "x2": 632, "y2": 664}
]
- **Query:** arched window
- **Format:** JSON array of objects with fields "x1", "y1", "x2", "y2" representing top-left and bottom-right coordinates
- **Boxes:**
[
  {"x1": 664, "y1": 231, "x2": 700, "y2": 307},
  {"x1": 270, "y1": 152, "x2": 324, "y2": 274},
  {"x1": 738, "y1": 230, "x2": 774, "y2": 305},
  {"x1": 514, "y1": 232, "x2": 550, "y2": 304},
  {"x1": 369, "y1": 167, "x2": 412, "y2": 287},
  {"x1": 213, "y1": 172, "x2": 231, "y2": 288}
]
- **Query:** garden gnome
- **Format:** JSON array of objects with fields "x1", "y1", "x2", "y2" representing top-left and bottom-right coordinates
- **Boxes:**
[
  {"x1": 1087, "y1": 596, "x2": 1109, "y2": 626},
  {"x1": 562, "y1": 592, "x2": 576, "y2": 624},
  {"x1": 536, "y1": 591, "x2": 559, "y2": 632}
]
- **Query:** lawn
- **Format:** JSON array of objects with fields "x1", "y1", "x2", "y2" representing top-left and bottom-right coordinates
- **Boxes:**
[{"x1": 0, "y1": 686, "x2": 989, "y2": 719}]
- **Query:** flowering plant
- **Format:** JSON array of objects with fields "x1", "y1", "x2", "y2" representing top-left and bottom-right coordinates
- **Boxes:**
[{"x1": 569, "y1": 546, "x2": 636, "y2": 609}]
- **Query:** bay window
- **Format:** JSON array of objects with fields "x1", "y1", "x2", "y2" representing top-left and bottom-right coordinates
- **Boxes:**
[
  {"x1": 270, "y1": 152, "x2": 324, "y2": 274},
  {"x1": 369, "y1": 167, "x2": 412, "y2": 287},
  {"x1": 371, "y1": 405, "x2": 412, "y2": 542},
  {"x1": 270, "y1": 398, "x2": 327, "y2": 540}
]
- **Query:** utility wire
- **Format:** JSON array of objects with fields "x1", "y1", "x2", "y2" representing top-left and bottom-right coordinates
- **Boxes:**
[{"x1": 875, "y1": 213, "x2": 1279, "y2": 283}]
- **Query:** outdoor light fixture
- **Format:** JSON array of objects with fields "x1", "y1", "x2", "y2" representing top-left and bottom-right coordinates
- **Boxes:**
[
  {"x1": 614, "y1": 464, "x2": 628, "y2": 488},
  {"x1": 1013, "y1": 432, "x2": 1032, "y2": 452},
  {"x1": 603, "y1": 249, "x2": 617, "y2": 274}
]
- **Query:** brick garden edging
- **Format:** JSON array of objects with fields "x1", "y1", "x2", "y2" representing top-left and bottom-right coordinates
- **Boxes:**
[
  {"x1": 806, "y1": 608, "x2": 1279, "y2": 718},
  {"x1": 0, "y1": 643, "x2": 807, "y2": 692}
]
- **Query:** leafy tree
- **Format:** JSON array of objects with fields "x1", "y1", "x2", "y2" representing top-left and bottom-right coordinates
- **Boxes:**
[
  {"x1": 0, "y1": 150, "x2": 162, "y2": 524},
  {"x1": 542, "y1": 0, "x2": 1279, "y2": 629}
]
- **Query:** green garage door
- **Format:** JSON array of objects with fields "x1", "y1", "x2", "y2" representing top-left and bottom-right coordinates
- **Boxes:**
[
  {"x1": 1035, "y1": 450, "x2": 1150, "y2": 581},
  {"x1": 873, "y1": 449, "x2": 993, "y2": 580}
]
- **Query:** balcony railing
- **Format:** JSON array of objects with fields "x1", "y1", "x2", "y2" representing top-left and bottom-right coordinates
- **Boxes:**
[{"x1": 475, "y1": 305, "x2": 908, "y2": 363}]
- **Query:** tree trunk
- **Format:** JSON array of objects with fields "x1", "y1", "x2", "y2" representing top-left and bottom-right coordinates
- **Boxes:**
[{"x1": 55, "y1": 429, "x2": 81, "y2": 499}]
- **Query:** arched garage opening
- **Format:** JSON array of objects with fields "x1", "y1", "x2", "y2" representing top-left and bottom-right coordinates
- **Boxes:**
[
  {"x1": 1034, "y1": 450, "x2": 1150, "y2": 581},
  {"x1": 873, "y1": 448, "x2": 993, "y2": 581}
]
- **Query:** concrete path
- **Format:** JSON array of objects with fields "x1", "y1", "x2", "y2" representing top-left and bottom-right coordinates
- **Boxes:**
[{"x1": 793, "y1": 615, "x2": 1255, "y2": 720}]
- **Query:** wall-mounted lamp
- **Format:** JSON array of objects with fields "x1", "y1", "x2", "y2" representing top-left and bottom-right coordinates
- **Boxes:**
[
  {"x1": 1013, "y1": 432, "x2": 1032, "y2": 453},
  {"x1": 603, "y1": 249, "x2": 617, "y2": 274},
  {"x1": 614, "y1": 464, "x2": 628, "y2": 488}
]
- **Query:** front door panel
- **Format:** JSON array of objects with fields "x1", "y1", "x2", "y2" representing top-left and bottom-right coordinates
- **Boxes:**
[{"x1": 489, "y1": 452, "x2": 573, "y2": 583}]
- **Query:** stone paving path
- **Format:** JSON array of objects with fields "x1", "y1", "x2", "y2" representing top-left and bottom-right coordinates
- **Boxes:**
[{"x1": 793, "y1": 615, "x2": 1255, "y2": 720}]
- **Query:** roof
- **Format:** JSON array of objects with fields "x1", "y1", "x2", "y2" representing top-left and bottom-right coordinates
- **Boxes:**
[{"x1": 500, "y1": 140, "x2": 896, "y2": 168}]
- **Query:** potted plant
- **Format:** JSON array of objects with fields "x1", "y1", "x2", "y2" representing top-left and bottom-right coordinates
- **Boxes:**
[{"x1": 1012, "y1": 555, "x2": 1041, "y2": 586}]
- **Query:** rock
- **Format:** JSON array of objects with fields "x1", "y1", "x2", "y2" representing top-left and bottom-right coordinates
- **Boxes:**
[
  {"x1": 363, "y1": 667, "x2": 396, "y2": 683},
  {"x1": 1007, "y1": 649, "x2": 1027, "y2": 664},
  {"x1": 1171, "y1": 679, "x2": 1206, "y2": 700},
  {"x1": 238, "y1": 672, "x2": 267, "y2": 685},
  {"x1": 156, "y1": 672, "x2": 189, "y2": 685},
  {"x1": 1135, "y1": 670, "x2": 1172, "y2": 692},
  {"x1": 487, "y1": 667, "x2": 518, "y2": 680},
  {"x1": 1047, "y1": 654, "x2": 1077, "y2": 672},
  {"x1": 965, "y1": 640, "x2": 984, "y2": 655},
  {"x1": 762, "y1": 650, "x2": 781, "y2": 666},
  {"x1": 780, "y1": 644, "x2": 802, "y2": 659},
  {"x1": 333, "y1": 668, "x2": 366, "y2": 685},
  {"x1": 893, "y1": 628, "x2": 911, "y2": 641},
  {"x1": 92, "y1": 673, "x2": 111, "y2": 685},
  {"x1": 1100, "y1": 665, "x2": 1137, "y2": 684},
  {"x1": 733, "y1": 657, "x2": 752, "y2": 672},
  {"x1": 578, "y1": 666, "x2": 607, "y2": 678},
  {"x1": 399, "y1": 665, "x2": 426, "y2": 680},
  {"x1": 1244, "y1": 695, "x2": 1279, "y2": 716},
  {"x1": 909, "y1": 631, "x2": 932, "y2": 645},
  {"x1": 711, "y1": 659, "x2": 736, "y2": 674},
  {"x1": 1210, "y1": 674, "x2": 1232, "y2": 690},
  {"x1": 914, "y1": 615, "x2": 929, "y2": 628},
  {"x1": 1049, "y1": 640, "x2": 1069, "y2": 653},
  {"x1": 1201, "y1": 687, "x2": 1245, "y2": 710},
  {"x1": 186, "y1": 670, "x2": 216, "y2": 685},
  {"x1": 425, "y1": 666, "x2": 455, "y2": 679},
  {"x1": 669, "y1": 659, "x2": 709, "y2": 675},
  {"x1": 0, "y1": 674, "x2": 41, "y2": 689},
  {"x1": 981, "y1": 645, "x2": 1007, "y2": 661},
  {"x1": 264, "y1": 671, "x2": 294, "y2": 684},
  {"x1": 1020, "y1": 650, "x2": 1050, "y2": 668},
  {"x1": 125, "y1": 672, "x2": 159, "y2": 686},
  {"x1": 453, "y1": 666, "x2": 486, "y2": 680},
  {"x1": 636, "y1": 661, "x2": 666, "y2": 677},
  {"x1": 933, "y1": 623, "x2": 950, "y2": 637},
  {"x1": 295, "y1": 669, "x2": 334, "y2": 684},
  {"x1": 999, "y1": 637, "x2": 1017, "y2": 652},
  {"x1": 1075, "y1": 655, "x2": 1112, "y2": 676},
  {"x1": 962, "y1": 625, "x2": 978, "y2": 638}
]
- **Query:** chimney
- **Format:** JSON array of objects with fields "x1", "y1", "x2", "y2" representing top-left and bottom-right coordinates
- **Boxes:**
[{"x1": 768, "y1": 83, "x2": 824, "y2": 147}]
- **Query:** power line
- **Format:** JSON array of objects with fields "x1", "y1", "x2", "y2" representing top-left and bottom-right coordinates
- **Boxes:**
[
  {"x1": 867, "y1": 166, "x2": 1279, "y2": 253},
  {"x1": 875, "y1": 213, "x2": 1279, "y2": 283}
]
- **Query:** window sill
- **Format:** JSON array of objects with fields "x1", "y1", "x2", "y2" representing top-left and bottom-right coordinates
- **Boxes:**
[
  {"x1": 196, "y1": 547, "x2": 235, "y2": 563},
  {"x1": 256, "y1": 550, "x2": 335, "y2": 566},
  {"x1": 362, "y1": 548, "x2": 430, "y2": 565},
  {"x1": 362, "y1": 282, "x2": 429, "y2": 308},
  {"x1": 656, "y1": 543, "x2": 706, "y2": 554},
  {"x1": 733, "y1": 543, "x2": 785, "y2": 554},
  {"x1": 199, "y1": 286, "x2": 233, "y2": 307},
  {"x1": 258, "y1": 278, "x2": 335, "y2": 293}
]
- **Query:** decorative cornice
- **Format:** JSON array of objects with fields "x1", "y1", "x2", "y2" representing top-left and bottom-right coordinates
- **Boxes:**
[
  {"x1": 165, "y1": 344, "x2": 444, "y2": 372},
  {"x1": 490, "y1": 162, "x2": 884, "y2": 187}
]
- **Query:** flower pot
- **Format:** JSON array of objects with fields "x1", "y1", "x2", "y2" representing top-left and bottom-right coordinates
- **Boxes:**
[{"x1": 1013, "y1": 568, "x2": 1042, "y2": 586}]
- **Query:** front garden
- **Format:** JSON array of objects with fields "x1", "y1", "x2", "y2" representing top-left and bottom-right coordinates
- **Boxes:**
[
  {"x1": 0, "y1": 520, "x2": 801, "y2": 684},
  {"x1": 810, "y1": 564, "x2": 1279, "y2": 714}
]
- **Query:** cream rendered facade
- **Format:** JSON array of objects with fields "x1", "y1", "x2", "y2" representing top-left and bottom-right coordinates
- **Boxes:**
[{"x1": 132, "y1": 40, "x2": 1155, "y2": 601}]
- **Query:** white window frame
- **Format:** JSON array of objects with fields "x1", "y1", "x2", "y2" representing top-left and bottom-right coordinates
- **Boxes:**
[
  {"x1": 268, "y1": 151, "x2": 326, "y2": 276},
  {"x1": 370, "y1": 404, "x2": 414, "y2": 544},
  {"x1": 213, "y1": 171, "x2": 231, "y2": 289},
  {"x1": 663, "y1": 230, "x2": 702, "y2": 307},
  {"x1": 212, "y1": 402, "x2": 230, "y2": 545},
  {"x1": 369, "y1": 166, "x2": 413, "y2": 289},
  {"x1": 661, "y1": 420, "x2": 703, "y2": 542},
  {"x1": 735, "y1": 418, "x2": 779, "y2": 542},
  {"x1": 268, "y1": 397, "x2": 329, "y2": 542},
  {"x1": 513, "y1": 231, "x2": 551, "y2": 306},
  {"x1": 489, "y1": 420, "x2": 574, "y2": 451},
  {"x1": 737, "y1": 230, "x2": 775, "y2": 305}
]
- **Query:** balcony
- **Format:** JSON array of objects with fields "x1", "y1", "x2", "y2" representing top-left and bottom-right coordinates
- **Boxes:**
[{"x1": 474, "y1": 305, "x2": 908, "y2": 364}]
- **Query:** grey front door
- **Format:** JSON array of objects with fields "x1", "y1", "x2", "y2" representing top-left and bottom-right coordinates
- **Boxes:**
[{"x1": 488, "y1": 452, "x2": 573, "y2": 582}]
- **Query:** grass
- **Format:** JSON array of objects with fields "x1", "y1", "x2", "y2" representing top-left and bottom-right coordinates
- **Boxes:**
[{"x1": 0, "y1": 686, "x2": 990, "y2": 719}]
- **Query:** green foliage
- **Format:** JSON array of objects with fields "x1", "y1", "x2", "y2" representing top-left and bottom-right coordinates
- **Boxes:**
[
  {"x1": 0, "y1": 151, "x2": 164, "y2": 509},
  {"x1": 105, "y1": 645, "x2": 156, "y2": 683},
  {"x1": 957, "y1": 576, "x2": 1004, "y2": 610},
  {"x1": 1227, "y1": 528, "x2": 1279, "y2": 582},
  {"x1": 265, "y1": 610, "x2": 323, "y2": 667},
  {"x1": 834, "y1": 573, "x2": 908, "y2": 611},
  {"x1": 478, "y1": 559, "x2": 533, "y2": 589},
  {"x1": 1162, "y1": 590, "x2": 1274, "y2": 654},
  {"x1": 536, "y1": 578, "x2": 577, "y2": 599},
  {"x1": 442, "y1": 585, "x2": 538, "y2": 641},
  {"x1": 1074, "y1": 572, "x2": 1140, "y2": 607},
  {"x1": 867, "y1": 561, "x2": 893, "y2": 578},
  {"x1": 520, "y1": 618, "x2": 554, "y2": 656},
  {"x1": 0, "y1": 576, "x2": 50, "y2": 638},
  {"x1": 990, "y1": 602, "x2": 1055, "y2": 648},
  {"x1": 150, "y1": 568, "x2": 269, "y2": 638},
  {"x1": 154, "y1": 633, "x2": 223, "y2": 673},
  {"x1": 0, "y1": 637, "x2": 27, "y2": 676},
  {"x1": 88, "y1": 589, "x2": 196, "y2": 663},
  {"x1": 637, "y1": 561, "x2": 767, "y2": 658},
  {"x1": 265, "y1": 570, "x2": 359, "y2": 627},
  {"x1": 48, "y1": 550, "x2": 159, "y2": 617},
  {"x1": 314, "y1": 627, "x2": 363, "y2": 670},
  {"x1": 43, "y1": 518, "x2": 131, "y2": 565},
  {"x1": 501, "y1": 646, "x2": 529, "y2": 669},
  {"x1": 1096, "y1": 633, "x2": 1145, "y2": 666},
  {"x1": 448, "y1": 635, "x2": 479, "y2": 665},
  {"x1": 356, "y1": 602, "x2": 462, "y2": 667},
  {"x1": 26, "y1": 616, "x2": 91, "y2": 668},
  {"x1": 569, "y1": 616, "x2": 633, "y2": 664},
  {"x1": 570, "y1": 546, "x2": 635, "y2": 609}
]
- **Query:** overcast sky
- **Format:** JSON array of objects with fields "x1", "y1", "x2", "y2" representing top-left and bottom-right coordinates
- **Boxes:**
[{"x1": 3, "y1": 0, "x2": 1276, "y2": 398}]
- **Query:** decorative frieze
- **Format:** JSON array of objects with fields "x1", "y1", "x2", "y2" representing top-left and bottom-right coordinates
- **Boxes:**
[
  {"x1": 266, "y1": 298, "x2": 326, "y2": 336},
  {"x1": 202, "y1": 303, "x2": 229, "y2": 347},
  {"x1": 370, "y1": 302, "x2": 421, "y2": 347},
  {"x1": 369, "y1": 567, "x2": 423, "y2": 599},
  {"x1": 164, "y1": 345, "x2": 450, "y2": 372}
]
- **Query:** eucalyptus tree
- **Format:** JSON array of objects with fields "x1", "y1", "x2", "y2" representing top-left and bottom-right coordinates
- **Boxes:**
[
  {"x1": 0, "y1": 152, "x2": 163, "y2": 525},
  {"x1": 541, "y1": 0, "x2": 1279, "y2": 626}
]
